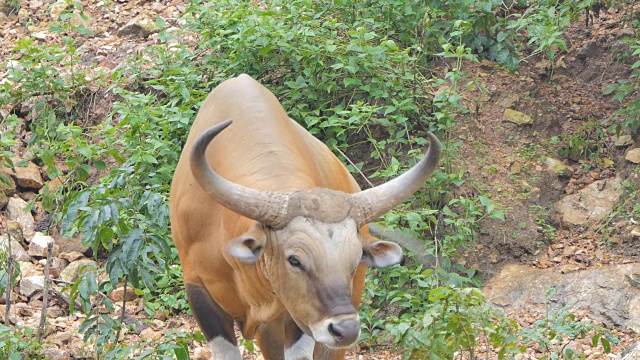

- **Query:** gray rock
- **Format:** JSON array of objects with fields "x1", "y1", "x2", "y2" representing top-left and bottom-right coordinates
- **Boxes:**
[
  {"x1": 19, "y1": 276, "x2": 45, "y2": 297},
  {"x1": 616, "y1": 343, "x2": 640, "y2": 360},
  {"x1": 0, "y1": 234, "x2": 30, "y2": 261},
  {"x1": 5, "y1": 197, "x2": 35, "y2": 239},
  {"x1": 503, "y1": 109, "x2": 533, "y2": 125},
  {"x1": 626, "y1": 148, "x2": 640, "y2": 164},
  {"x1": 555, "y1": 177, "x2": 623, "y2": 227},
  {"x1": 27, "y1": 232, "x2": 59, "y2": 258},
  {"x1": 483, "y1": 263, "x2": 640, "y2": 332},
  {"x1": 117, "y1": 13, "x2": 159, "y2": 38},
  {"x1": 60, "y1": 259, "x2": 97, "y2": 283},
  {"x1": 613, "y1": 134, "x2": 634, "y2": 147},
  {"x1": 544, "y1": 157, "x2": 573, "y2": 178}
]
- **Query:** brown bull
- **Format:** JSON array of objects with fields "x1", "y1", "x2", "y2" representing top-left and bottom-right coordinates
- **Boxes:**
[{"x1": 169, "y1": 74, "x2": 441, "y2": 360}]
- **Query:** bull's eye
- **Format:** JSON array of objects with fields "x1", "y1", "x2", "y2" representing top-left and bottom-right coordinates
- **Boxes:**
[{"x1": 288, "y1": 255, "x2": 302, "y2": 269}]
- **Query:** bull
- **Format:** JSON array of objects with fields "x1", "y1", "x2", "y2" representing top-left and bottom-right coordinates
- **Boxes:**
[{"x1": 169, "y1": 74, "x2": 441, "y2": 360}]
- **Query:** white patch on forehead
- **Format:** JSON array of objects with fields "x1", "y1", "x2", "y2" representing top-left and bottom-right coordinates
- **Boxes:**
[{"x1": 278, "y1": 217, "x2": 362, "y2": 273}]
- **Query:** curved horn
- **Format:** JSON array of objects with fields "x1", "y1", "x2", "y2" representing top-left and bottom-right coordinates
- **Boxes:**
[
  {"x1": 190, "y1": 120, "x2": 291, "y2": 227},
  {"x1": 351, "y1": 132, "x2": 441, "y2": 226}
]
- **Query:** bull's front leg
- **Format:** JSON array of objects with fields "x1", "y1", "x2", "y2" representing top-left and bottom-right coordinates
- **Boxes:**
[
  {"x1": 185, "y1": 283, "x2": 242, "y2": 360},
  {"x1": 283, "y1": 316, "x2": 315, "y2": 360}
]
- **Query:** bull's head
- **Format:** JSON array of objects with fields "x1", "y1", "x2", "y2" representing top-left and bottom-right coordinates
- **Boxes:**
[{"x1": 190, "y1": 120, "x2": 441, "y2": 348}]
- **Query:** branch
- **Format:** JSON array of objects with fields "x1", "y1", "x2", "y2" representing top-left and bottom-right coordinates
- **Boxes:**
[{"x1": 36, "y1": 241, "x2": 53, "y2": 342}]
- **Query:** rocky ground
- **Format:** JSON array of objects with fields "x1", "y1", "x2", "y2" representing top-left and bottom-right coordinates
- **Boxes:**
[{"x1": 1, "y1": 0, "x2": 640, "y2": 359}]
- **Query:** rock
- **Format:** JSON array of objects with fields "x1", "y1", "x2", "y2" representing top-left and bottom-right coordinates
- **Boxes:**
[
  {"x1": 5, "y1": 197, "x2": 35, "y2": 239},
  {"x1": 59, "y1": 251, "x2": 85, "y2": 262},
  {"x1": 193, "y1": 346, "x2": 212, "y2": 360},
  {"x1": 50, "y1": 1, "x2": 67, "y2": 20},
  {"x1": 631, "y1": 227, "x2": 640, "y2": 239},
  {"x1": 28, "y1": 232, "x2": 60, "y2": 257},
  {"x1": 60, "y1": 259, "x2": 98, "y2": 283},
  {"x1": 117, "y1": 13, "x2": 160, "y2": 38},
  {"x1": 0, "y1": 235, "x2": 31, "y2": 261},
  {"x1": 42, "y1": 347, "x2": 70, "y2": 360},
  {"x1": 616, "y1": 27, "x2": 636, "y2": 39},
  {"x1": 19, "y1": 276, "x2": 45, "y2": 297},
  {"x1": 626, "y1": 148, "x2": 640, "y2": 163},
  {"x1": 111, "y1": 286, "x2": 137, "y2": 302},
  {"x1": 544, "y1": 157, "x2": 573, "y2": 178},
  {"x1": 48, "y1": 331, "x2": 74, "y2": 344},
  {"x1": 139, "y1": 327, "x2": 161, "y2": 340},
  {"x1": 613, "y1": 134, "x2": 634, "y2": 147},
  {"x1": 483, "y1": 263, "x2": 640, "y2": 331},
  {"x1": 556, "y1": 177, "x2": 623, "y2": 227},
  {"x1": 17, "y1": 261, "x2": 42, "y2": 277},
  {"x1": 40, "y1": 177, "x2": 64, "y2": 195},
  {"x1": 498, "y1": 93, "x2": 519, "y2": 109},
  {"x1": 4, "y1": 160, "x2": 44, "y2": 189},
  {"x1": 616, "y1": 343, "x2": 640, "y2": 360},
  {"x1": 0, "y1": 170, "x2": 17, "y2": 195},
  {"x1": 503, "y1": 109, "x2": 533, "y2": 125}
]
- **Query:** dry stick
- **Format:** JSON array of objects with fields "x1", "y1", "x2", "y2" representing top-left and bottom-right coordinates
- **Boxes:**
[
  {"x1": 4, "y1": 228, "x2": 13, "y2": 325},
  {"x1": 114, "y1": 274, "x2": 128, "y2": 343},
  {"x1": 333, "y1": 146, "x2": 374, "y2": 188},
  {"x1": 36, "y1": 241, "x2": 53, "y2": 342}
]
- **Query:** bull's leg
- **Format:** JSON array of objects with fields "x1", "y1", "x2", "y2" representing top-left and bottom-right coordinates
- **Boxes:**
[
  {"x1": 185, "y1": 283, "x2": 241, "y2": 360},
  {"x1": 255, "y1": 319, "x2": 285, "y2": 360},
  {"x1": 284, "y1": 317, "x2": 315, "y2": 360}
]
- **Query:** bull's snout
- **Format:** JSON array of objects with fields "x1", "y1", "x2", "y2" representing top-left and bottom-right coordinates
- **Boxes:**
[{"x1": 327, "y1": 316, "x2": 360, "y2": 347}]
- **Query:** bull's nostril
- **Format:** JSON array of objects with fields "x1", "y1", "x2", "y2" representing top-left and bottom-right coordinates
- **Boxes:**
[{"x1": 328, "y1": 323, "x2": 343, "y2": 340}]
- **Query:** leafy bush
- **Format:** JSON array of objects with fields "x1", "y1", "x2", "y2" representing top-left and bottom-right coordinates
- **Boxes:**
[{"x1": 0, "y1": 325, "x2": 45, "y2": 360}]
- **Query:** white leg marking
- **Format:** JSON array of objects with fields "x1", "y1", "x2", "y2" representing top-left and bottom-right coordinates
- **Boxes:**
[
  {"x1": 285, "y1": 333, "x2": 315, "y2": 360},
  {"x1": 209, "y1": 337, "x2": 242, "y2": 360}
]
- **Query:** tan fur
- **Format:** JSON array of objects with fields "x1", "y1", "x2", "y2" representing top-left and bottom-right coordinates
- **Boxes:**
[{"x1": 170, "y1": 75, "x2": 371, "y2": 359}]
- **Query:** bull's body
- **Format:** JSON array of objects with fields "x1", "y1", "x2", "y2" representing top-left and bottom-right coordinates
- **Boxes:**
[{"x1": 170, "y1": 74, "x2": 440, "y2": 359}]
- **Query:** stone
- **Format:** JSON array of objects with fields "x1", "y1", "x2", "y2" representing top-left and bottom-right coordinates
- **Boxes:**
[
  {"x1": 503, "y1": 109, "x2": 533, "y2": 125},
  {"x1": 193, "y1": 347, "x2": 212, "y2": 360},
  {"x1": 117, "y1": 13, "x2": 159, "y2": 38},
  {"x1": 0, "y1": 169, "x2": 16, "y2": 195},
  {"x1": 59, "y1": 251, "x2": 85, "y2": 262},
  {"x1": 139, "y1": 327, "x2": 161, "y2": 340},
  {"x1": 555, "y1": 177, "x2": 623, "y2": 227},
  {"x1": 60, "y1": 259, "x2": 98, "y2": 283},
  {"x1": 483, "y1": 263, "x2": 640, "y2": 331},
  {"x1": 111, "y1": 286, "x2": 137, "y2": 302},
  {"x1": 613, "y1": 134, "x2": 634, "y2": 147},
  {"x1": 616, "y1": 343, "x2": 640, "y2": 360},
  {"x1": 626, "y1": 148, "x2": 640, "y2": 163},
  {"x1": 4, "y1": 160, "x2": 44, "y2": 189},
  {"x1": 50, "y1": 1, "x2": 67, "y2": 20},
  {"x1": 17, "y1": 261, "x2": 41, "y2": 277},
  {"x1": 5, "y1": 197, "x2": 35, "y2": 239},
  {"x1": 28, "y1": 232, "x2": 60, "y2": 257},
  {"x1": 631, "y1": 227, "x2": 640, "y2": 239},
  {"x1": 42, "y1": 347, "x2": 70, "y2": 360},
  {"x1": 48, "y1": 331, "x2": 74, "y2": 344},
  {"x1": 40, "y1": 177, "x2": 63, "y2": 195},
  {"x1": 19, "y1": 276, "x2": 45, "y2": 297},
  {"x1": 0, "y1": 235, "x2": 31, "y2": 261},
  {"x1": 544, "y1": 157, "x2": 573, "y2": 178}
]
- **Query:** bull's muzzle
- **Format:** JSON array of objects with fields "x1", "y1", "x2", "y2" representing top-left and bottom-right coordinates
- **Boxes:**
[{"x1": 311, "y1": 314, "x2": 361, "y2": 348}]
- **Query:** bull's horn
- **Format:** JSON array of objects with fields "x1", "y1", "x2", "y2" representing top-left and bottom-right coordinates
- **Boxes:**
[
  {"x1": 190, "y1": 120, "x2": 291, "y2": 227},
  {"x1": 351, "y1": 132, "x2": 441, "y2": 226}
]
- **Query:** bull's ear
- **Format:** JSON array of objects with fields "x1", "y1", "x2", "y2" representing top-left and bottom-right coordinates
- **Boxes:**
[
  {"x1": 361, "y1": 240, "x2": 403, "y2": 268},
  {"x1": 228, "y1": 224, "x2": 266, "y2": 264}
]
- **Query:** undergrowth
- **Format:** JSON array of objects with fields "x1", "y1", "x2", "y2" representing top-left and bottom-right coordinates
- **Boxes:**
[{"x1": 0, "y1": 0, "x2": 625, "y2": 358}]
